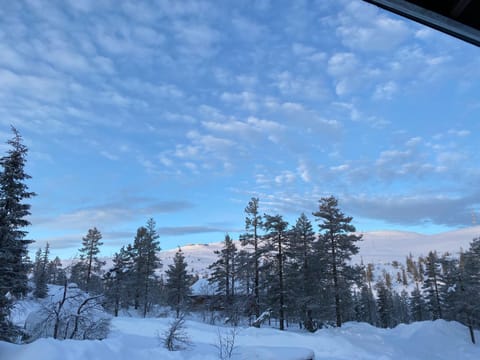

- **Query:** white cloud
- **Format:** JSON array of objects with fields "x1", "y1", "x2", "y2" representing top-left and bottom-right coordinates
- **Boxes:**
[
  {"x1": 337, "y1": 1, "x2": 410, "y2": 52},
  {"x1": 330, "y1": 164, "x2": 350, "y2": 172},
  {"x1": 275, "y1": 171, "x2": 296, "y2": 185},
  {"x1": 220, "y1": 91, "x2": 257, "y2": 111},
  {"x1": 373, "y1": 81, "x2": 397, "y2": 100},
  {"x1": 174, "y1": 22, "x2": 220, "y2": 58},
  {"x1": 297, "y1": 159, "x2": 311, "y2": 183}
]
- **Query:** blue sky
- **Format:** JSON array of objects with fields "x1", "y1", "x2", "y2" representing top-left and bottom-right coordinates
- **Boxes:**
[{"x1": 1, "y1": 0, "x2": 479, "y2": 258}]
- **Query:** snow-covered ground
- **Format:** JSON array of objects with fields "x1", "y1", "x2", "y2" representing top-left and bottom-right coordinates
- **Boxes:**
[{"x1": 1, "y1": 314, "x2": 479, "y2": 359}]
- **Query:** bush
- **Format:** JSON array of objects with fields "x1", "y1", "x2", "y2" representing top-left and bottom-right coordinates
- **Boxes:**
[
  {"x1": 160, "y1": 315, "x2": 190, "y2": 351},
  {"x1": 214, "y1": 326, "x2": 239, "y2": 360},
  {"x1": 24, "y1": 283, "x2": 111, "y2": 342}
]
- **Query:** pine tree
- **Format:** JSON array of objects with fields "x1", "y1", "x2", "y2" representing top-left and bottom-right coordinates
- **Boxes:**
[
  {"x1": 285, "y1": 213, "x2": 317, "y2": 329},
  {"x1": 410, "y1": 285, "x2": 427, "y2": 322},
  {"x1": 165, "y1": 248, "x2": 193, "y2": 318},
  {"x1": 422, "y1": 251, "x2": 443, "y2": 319},
  {"x1": 376, "y1": 280, "x2": 394, "y2": 328},
  {"x1": 132, "y1": 218, "x2": 161, "y2": 317},
  {"x1": 313, "y1": 196, "x2": 362, "y2": 327},
  {"x1": 33, "y1": 243, "x2": 49, "y2": 298},
  {"x1": 240, "y1": 197, "x2": 263, "y2": 319},
  {"x1": 263, "y1": 214, "x2": 288, "y2": 331},
  {"x1": 0, "y1": 127, "x2": 35, "y2": 342},
  {"x1": 208, "y1": 234, "x2": 237, "y2": 306},
  {"x1": 456, "y1": 238, "x2": 480, "y2": 343},
  {"x1": 47, "y1": 256, "x2": 66, "y2": 286},
  {"x1": 104, "y1": 246, "x2": 134, "y2": 316},
  {"x1": 357, "y1": 284, "x2": 377, "y2": 325},
  {"x1": 77, "y1": 227, "x2": 105, "y2": 293}
]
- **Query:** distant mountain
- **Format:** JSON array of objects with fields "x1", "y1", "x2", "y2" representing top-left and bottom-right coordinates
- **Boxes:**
[{"x1": 159, "y1": 226, "x2": 480, "y2": 277}]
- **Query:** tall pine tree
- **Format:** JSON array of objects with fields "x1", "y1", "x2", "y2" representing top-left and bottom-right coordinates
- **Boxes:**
[
  {"x1": 0, "y1": 127, "x2": 35, "y2": 342},
  {"x1": 240, "y1": 197, "x2": 263, "y2": 318},
  {"x1": 313, "y1": 196, "x2": 362, "y2": 327},
  {"x1": 77, "y1": 227, "x2": 104, "y2": 293},
  {"x1": 132, "y1": 218, "x2": 161, "y2": 317},
  {"x1": 263, "y1": 214, "x2": 288, "y2": 331}
]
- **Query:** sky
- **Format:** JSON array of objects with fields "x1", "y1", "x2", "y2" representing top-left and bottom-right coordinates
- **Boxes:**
[{"x1": 1, "y1": 0, "x2": 479, "y2": 258}]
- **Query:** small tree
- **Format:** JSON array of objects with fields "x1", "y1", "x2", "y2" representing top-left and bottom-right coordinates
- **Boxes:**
[
  {"x1": 33, "y1": 243, "x2": 50, "y2": 299},
  {"x1": 77, "y1": 227, "x2": 105, "y2": 293},
  {"x1": 161, "y1": 314, "x2": 190, "y2": 351},
  {"x1": 215, "y1": 326, "x2": 239, "y2": 360},
  {"x1": 165, "y1": 248, "x2": 193, "y2": 317}
]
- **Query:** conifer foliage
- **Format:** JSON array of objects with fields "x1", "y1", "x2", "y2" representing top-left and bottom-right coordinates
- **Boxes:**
[
  {"x1": 166, "y1": 248, "x2": 193, "y2": 318},
  {"x1": 0, "y1": 127, "x2": 35, "y2": 342},
  {"x1": 313, "y1": 196, "x2": 362, "y2": 327}
]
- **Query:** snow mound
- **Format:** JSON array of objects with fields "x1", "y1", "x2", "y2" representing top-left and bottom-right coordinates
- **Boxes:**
[{"x1": 2, "y1": 317, "x2": 479, "y2": 359}]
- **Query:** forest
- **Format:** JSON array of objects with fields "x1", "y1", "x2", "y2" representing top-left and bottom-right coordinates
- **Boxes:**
[{"x1": 1, "y1": 128, "x2": 480, "y2": 347}]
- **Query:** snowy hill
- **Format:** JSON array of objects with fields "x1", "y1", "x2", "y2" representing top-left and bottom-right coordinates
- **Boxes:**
[
  {"x1": 1, "y1": 315, "x2": 479, "y2": 359},
  {"x1": 157, "y1": 226, "x2": 480, "y2": 277}
]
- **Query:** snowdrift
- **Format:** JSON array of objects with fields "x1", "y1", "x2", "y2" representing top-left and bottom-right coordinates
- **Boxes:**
[{"x1": 1, "y1": 317, "x2": 479, "y2": 359}]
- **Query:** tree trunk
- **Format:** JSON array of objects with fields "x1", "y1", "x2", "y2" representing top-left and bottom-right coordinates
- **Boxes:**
[
  {"x1": 331, "y1": 233, "x2": 341, "y2": 327},
  {"x1": 278, "y1": 232, "x2": 285, "y2": 331}
]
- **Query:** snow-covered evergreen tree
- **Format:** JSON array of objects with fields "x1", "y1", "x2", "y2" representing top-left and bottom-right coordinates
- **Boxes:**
[{"x1": 0, "y1": 127, "x2": 35, "y2": 342}]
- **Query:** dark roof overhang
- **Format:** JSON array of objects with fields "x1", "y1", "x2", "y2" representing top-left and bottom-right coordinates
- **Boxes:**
[{"x1": 363, "y1": 0, "x2": 480, "y2": 46}]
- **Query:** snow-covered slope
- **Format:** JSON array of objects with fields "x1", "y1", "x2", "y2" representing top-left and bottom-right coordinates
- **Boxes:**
[
  {"x1": 1, "y1": 316, "x2": 479, "y2": 359},
  {"x1": 157, "y1": 226, "x2": 480, "y2": 277}
]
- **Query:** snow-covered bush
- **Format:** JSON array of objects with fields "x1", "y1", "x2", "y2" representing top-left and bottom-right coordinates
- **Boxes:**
[
  {"x1": 214, "y1": 326, "x2": 238, "y2": 360},
  {"x1": 160, "y1": 314, "x2": 190, "y2": 351},
  {"x1": 24, "y1": 283, "x2": 111, "y2": 342}
]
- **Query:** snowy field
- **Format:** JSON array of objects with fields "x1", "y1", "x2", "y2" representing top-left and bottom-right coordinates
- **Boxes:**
[{"x1": 1, "y1": 315, "x2": 479, "y2": 360}]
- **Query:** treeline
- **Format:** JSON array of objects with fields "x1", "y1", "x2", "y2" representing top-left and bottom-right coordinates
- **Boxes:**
[
  {"x1": 206, "y1": 197, "x2": 480, "y2": 342},
  {"x1": 32, "y1": 219, "x2": 196, "y2": 320},
  {"x1": 207, "y1": 196, "x2": 363, "y2": 331}
]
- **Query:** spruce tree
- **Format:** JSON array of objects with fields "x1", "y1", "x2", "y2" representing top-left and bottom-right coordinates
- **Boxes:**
[
  {"x1": 456, "y1": 238, "x2": 480, "y2": 343},
  {"x1": 422, "y1": 251, "x2": 443, "y2": 319},
  {"x1": 410, "y1": 285, "x2": 427, "y2": 322},
  {"x1": 313, "y1": 196, "x2": 362, "y2": 327},
  {"x1": 285, "y1": 213, "x2": 317, "y2": 330},
  {"x1": 165, "y1": 248, "x2": 193, "y2": 318},
  {"x1": 208, "y1": 234, "x2": 237, "y2": 306},
  {"x1": 33, "y1": 243, "x2": 49, "y2": 298},
  {"x1": 0, "y1": 127, "x2": 35, "y2": 342},
  {"x1": 104, "y1": 246, "x2": 134, "y2": 316},
  {"x1": 132, "y1": 218, "x2": 161, "y2": 317},
  {"x1": 376, "y1": 280, "x2": 394, "y2": 328}
]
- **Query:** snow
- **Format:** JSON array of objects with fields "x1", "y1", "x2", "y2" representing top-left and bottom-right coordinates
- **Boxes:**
[
  {"x1": 164, "y1": 226, "x2": 480, "y2": 277},
  {"x1": 4, "y1": 227, "x2": 480, "y2": 359},
  {"x1": 1, "y1": 315, "x2": 479, "y2": 359}
]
